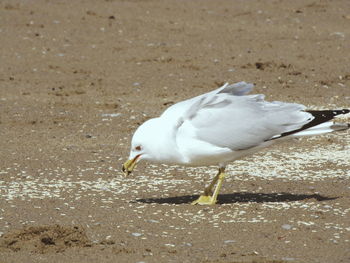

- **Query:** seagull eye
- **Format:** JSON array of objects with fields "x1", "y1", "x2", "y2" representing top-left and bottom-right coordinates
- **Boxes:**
[{"x1": 135, "y1": 145, "x2": 142, "y2": 151}]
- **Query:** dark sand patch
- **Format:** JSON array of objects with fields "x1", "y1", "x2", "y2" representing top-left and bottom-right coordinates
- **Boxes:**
[{"x1": 0, "y1": 225, "x2": 91, "y2": 253}]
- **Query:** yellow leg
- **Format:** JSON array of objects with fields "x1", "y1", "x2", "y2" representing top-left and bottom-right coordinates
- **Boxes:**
[
  {"x1": 191, "y1": 168, "x2": 226, "y2": 205},
  {"x1": 203, "y1": 169, "x2": 221, "y2": 196}
]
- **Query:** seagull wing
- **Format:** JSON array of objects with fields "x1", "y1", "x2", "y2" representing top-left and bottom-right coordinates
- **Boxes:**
[
  {"x1": 178, "y1": 91, "x2": 313, "y2": 151},
  {"x1": 161, "y1": 82, "x2": 253, "y2": 121}
]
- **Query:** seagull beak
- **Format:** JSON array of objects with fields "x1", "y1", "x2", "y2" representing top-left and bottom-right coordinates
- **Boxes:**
[{"x1": 122, "y1": 155, "x2": 141, "y2": 176}]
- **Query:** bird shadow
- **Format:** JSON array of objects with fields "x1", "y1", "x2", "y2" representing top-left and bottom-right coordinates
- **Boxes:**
[{"x1": 135, "y1": 192, "x2": 338, "y2": 205}]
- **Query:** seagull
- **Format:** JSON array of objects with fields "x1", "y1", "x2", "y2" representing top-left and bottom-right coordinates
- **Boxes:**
[{"x1": 122, "y1": 82, "x2": 349, "y2": 205}]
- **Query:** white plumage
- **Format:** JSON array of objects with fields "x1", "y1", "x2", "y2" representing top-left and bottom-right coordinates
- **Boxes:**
[{"x1": 123, "y1": 82, "x2": 349, "y2": 205}]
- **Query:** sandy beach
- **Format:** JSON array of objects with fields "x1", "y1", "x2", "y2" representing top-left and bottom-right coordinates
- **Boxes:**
[{"x1": 0, "y1": 0, "x2": 349, "y2": 262}]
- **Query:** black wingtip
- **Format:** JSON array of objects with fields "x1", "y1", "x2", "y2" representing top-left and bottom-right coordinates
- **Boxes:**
[
  {"x1": 295, "y1": 109, "x2": 350, "y2": 133},
  {"x1": 339, "y1": 109, "x2": 349, "y2": 115},
  {"x1": 306, "y1": 109, "x2": 349, "y2": 118}
]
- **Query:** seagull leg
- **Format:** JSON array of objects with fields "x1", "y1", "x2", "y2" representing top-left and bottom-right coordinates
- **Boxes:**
[
  {"x1": 191, "y1": 168, "x2": 226, "y2": 205},
  {"x1": 203, "y1": 169, "x2": 221, "y2": 196},
  {"x1": 210, "y1": 170, "x2": 226, "y2": 204}
]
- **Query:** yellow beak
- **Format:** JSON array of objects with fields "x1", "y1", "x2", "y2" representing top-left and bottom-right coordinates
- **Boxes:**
[{"x1": 122, "y1": 155, "x2": 140, "y2": 176}]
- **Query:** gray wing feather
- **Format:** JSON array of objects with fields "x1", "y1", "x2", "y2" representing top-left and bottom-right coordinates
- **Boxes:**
[
  {"x1": 218, "y1": 82, "x2": 254, "y2": 96},
  {"x1": 161, "y1": 82, "x2": 254, "y2": 120},
  {"x1": 186, "y1": 94, "x2": 313, "y2": 150},
  {"x1": 161, "y1": 81, "x2": 311, "y2": 151}
]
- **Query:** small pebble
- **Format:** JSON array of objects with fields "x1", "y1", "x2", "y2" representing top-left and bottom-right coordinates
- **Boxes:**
[
  {"x1": 282, "y1": 224, "x2": 292, "y2": 230},
  {"x1": 147, "y1": 219, "x2": 159, "y2": 223},
  {"x1": 101, "y1": 113, "x2": 121, "y2": 117},
  {"x1": 282, "y1": 257, "x2": 295, "y2": 261},
  {"x1": 164, "y1": 243, "x2": 175, "y2": 247}
]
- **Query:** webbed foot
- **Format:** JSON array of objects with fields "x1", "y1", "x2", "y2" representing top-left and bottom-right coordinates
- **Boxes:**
[{"x1": 191, "y1": 195, "x2": 217, "y2": 205}]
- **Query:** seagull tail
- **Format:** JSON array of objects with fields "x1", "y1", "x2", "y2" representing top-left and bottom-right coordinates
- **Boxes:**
[{"x1": 274, "y1": 109, "x2": 349, "y2": 139}]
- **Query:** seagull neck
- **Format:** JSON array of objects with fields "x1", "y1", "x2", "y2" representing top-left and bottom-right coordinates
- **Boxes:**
[{"x1": 150, "y1": 117, "x2": 183, "y2": 164}]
